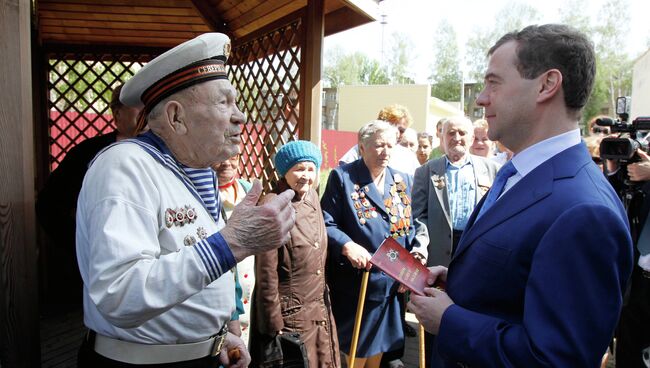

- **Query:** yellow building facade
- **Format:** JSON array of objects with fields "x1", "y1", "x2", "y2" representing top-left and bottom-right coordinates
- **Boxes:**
[{"x1": 337, "y1": 84, "x2": 464, "y2": 134}]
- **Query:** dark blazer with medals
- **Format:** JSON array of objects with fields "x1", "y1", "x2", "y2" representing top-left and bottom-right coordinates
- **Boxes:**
[{"x1": 321, "y1": 158, "x2": 427, "y2": 357}]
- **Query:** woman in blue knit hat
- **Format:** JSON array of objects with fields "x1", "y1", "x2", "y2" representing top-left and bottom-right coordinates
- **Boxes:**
[{"x1": 250, "y1": 140, "x2": 341, "y2": 367}]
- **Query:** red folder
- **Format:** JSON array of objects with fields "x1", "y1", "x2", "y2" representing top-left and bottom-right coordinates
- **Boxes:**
[{"x1": 370, "y1": 237, "x2": 435, "y2": 296}]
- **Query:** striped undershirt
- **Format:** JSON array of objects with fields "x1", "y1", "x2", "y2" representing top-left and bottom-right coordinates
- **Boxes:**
[{"x1": 181, "y1": 166, "x2": 221, "y2": 223}]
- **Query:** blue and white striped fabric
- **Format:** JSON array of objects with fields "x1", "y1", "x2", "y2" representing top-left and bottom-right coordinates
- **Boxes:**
[
  {"x1": 117, "y1": 131, "x2": 234, "y2": 282},
  {"x1": 194, "y1": 233, "x2": 235, "y2": 280},
  {"x1": 181, "y1": 166, "x2": 220, "y2": 223}
]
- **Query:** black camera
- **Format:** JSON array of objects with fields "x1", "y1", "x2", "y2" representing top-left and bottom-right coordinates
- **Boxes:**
[{"x1": 596, "y1": 97, "x2": 650, "y2": 162}]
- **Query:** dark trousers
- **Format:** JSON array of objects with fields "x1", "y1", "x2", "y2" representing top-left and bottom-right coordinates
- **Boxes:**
[
  {"x1": 616, "y1": 264, "x2": 650, "y2": 368},
  {"x1": 78, "y1": 332, "x2": 221, "y2": 368},
  {"x1": 424, "y1": 333, "x2": 446, "y2": 368},
  {"x1": 451, "y1": 229, "x2": 463, "y2": 256}
]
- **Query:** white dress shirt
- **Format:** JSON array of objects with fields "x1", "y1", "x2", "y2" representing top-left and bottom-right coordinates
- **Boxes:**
[{"x1": 502, "y1": 129, "x2": 582, "y2": 197}]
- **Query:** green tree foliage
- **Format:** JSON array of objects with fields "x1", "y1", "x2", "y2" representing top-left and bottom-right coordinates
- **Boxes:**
[
  {"x1": 323, "y1": 46, "x2": 389, "y2": 87},
  {"x1": 592, "y1": 0, "x2": 633, "y2": 118},
  {"x1": 463, "y1": 0, "x2": 637, "y2": 126},
  {"x1": 559, "y1": 0, "x2": 633, "y2": 124},
  {"x1": 388, "y1": 32, "x2": 414, "y2": 84},
  {"x1": 559, "y1": 0, "x2": 591, "y2": 34},
  {"x1": 464, "y1": 2, "x2": 541, "y2": 86},
  {"x1": 429, "y1": 19, "x2": 462, "y2": 102},
  {"x1": 323, "y1": 31, "x2": 414, "y2": 87}
]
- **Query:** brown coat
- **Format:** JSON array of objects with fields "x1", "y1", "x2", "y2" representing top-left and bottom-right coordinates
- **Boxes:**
[{"x1": 250, "y1": 181, "x2": 340, "y2": 368}]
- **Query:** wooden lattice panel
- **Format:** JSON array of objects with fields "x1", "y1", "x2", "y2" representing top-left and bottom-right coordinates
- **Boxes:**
[
  {"x1": 46, "y1": 52, "x2": 156, "y2": 171},
  {"x1": 229, "y1": 19, "x2": 302, "y2": 192}
]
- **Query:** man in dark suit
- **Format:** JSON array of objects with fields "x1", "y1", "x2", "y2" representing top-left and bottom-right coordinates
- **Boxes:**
[
  {"x1": 408, "y1": 24, "x2": 633, "y2": 367},
  {"x1": 36, "y1": 84, "x2": 140, "y2": 314},
  {"x1": 411, "y1": 115, "x2": 499, "y2": 367},
  {"x1": 412, "y1": 115, "x2": 500, "y2": 269}
]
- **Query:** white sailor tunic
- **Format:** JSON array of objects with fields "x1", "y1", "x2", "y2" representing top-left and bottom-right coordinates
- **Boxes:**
[{"x1": 76, "y1": 131, "x2": 236, "y2": 344}]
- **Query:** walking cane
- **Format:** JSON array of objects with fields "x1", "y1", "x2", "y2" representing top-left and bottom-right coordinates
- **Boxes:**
[
  {"x1": 348, "y1": 269, "x2": 370, "y2": 368},
  {"x1": 419, "y1": 325, "x2": 426, "y2": 368}
]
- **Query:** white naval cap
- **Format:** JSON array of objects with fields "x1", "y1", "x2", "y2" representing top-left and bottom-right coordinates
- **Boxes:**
[{"x1": 120, "y1": 33, "x2": 232, "y2": 132}]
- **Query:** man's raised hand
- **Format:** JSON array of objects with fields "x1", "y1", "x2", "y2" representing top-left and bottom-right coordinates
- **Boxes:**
[{"x1": 220, "y1": 179, "x2": 296, "y2": 261}]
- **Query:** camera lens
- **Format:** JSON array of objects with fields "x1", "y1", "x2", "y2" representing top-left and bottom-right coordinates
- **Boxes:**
[{"x1": 592, "y1": 127, "x2": 611, "y2": 134}]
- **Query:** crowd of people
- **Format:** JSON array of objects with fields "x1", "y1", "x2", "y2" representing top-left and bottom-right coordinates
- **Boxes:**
[{"x1": 35, "y1": 23, "x2": 649, "y2": 368}]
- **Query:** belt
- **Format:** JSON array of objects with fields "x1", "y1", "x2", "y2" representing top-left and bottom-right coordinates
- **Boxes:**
[{"x1": 92, "y1": 325, "x2": 228, "y2": 365}]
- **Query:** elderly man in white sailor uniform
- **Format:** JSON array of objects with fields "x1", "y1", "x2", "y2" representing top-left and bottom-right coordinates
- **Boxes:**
[{"x1": 75, "y1": 33, "x2": 296, "y2": 367}]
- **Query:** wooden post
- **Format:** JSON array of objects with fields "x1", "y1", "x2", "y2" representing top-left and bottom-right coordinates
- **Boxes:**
[
  {"x1": 0, "y1": 0, "x2": 40, "y2": 366},
  {"x1": 419, "y1": 325, "x2": 426, "y2": 368},
  {"x1": 301, "y1": 0, "x2": 324, "y2": 145},
  {"x1": 348, "y1": 270, "x2": 370, "y2": 367}
]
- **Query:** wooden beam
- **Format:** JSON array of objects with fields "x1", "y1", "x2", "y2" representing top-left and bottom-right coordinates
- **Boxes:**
[
  {"x1": 190, "y1": 0, "x2": 230, "y2": 34},
  {"x1": 324, "y1": 5, "x2": 373, "y2": 37},
  {"x1": 39, "y1": 10, "x2": 207, "y2": 25},
  {"x1": 300, "y1": 0, "x2": 323, "y2": 144},
  {"x1": 41, "y1": 25, "x2": 199, "y2": 39},
  {"x1": 41, "y1": 33, "x2": 191, "y2": 47},
  {"x1": 0, "y1": 0, "x2": 40, "y2": 365},
  {"x1": 230, "y1": 0, "x2": 306, "y2": 37},
  {"x1": 40, "y1": 18, "x2": 210, "y2": 32},
  {"x1": 323, "y1": 0, "x2": 344, "y2": 13},
  {"x1": 41, "y1": 0, "x2": 190, "y2": 7},
  {"x1": 232, "y1": 8, "x2": 304, "y2": 48},
  {"x1": 38, "y1": 2, "x2": 199, "y2": 16},
  {"x1": 339, "y1": 0, "x2": 379, "y2": 21},
  {"x1": 221, "y1": 0, "x2": 261, "y2": 20}
]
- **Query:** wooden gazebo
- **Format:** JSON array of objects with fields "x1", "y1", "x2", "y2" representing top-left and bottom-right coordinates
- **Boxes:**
[{"x1": 0, "y1": 0, "x2": 377, "y2": 366}]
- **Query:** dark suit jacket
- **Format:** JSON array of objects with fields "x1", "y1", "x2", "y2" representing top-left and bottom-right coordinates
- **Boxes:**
[
  {"x1": 412, "y1": 155, "x2": 500, "y2": 267},
  {"x1": 36, "y1": 132, "x2": 118, "y2": 309},
  {"x1": 436, "y1": 143, "x2": 633, "y2": 367}
]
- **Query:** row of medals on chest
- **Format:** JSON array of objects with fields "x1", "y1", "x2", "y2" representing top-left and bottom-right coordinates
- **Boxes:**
[
  {"x1": 165, "y1": 205, "x2": 208, "y2": 246},
  {"x1": 351, "y1": 178, "x2": 412, "y2": 238}
]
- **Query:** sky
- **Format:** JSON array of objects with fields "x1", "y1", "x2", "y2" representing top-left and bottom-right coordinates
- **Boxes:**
[{"x1": 324, "y1": 0, "x2": 650, "y2": 84}]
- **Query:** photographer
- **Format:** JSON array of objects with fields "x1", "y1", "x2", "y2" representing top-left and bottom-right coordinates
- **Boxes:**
[{"x1": 606, "y1": 148, "x2": 650, "y2": 368}]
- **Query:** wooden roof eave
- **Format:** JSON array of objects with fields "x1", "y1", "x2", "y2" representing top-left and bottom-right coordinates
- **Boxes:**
[{"x1": 35, "y1": 0, "x2": 378, "y2": 56}]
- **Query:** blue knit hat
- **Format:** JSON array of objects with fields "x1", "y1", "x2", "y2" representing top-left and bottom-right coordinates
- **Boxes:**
[{"x1": 274, "y1": 140, "x2": 322, "y2": 177}]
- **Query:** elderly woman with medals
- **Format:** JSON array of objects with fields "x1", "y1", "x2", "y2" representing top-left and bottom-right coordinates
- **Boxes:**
[
  {"x1": 321, "y1": 120, "x2": 428, "y2": 368},
  {"x1": 250, "y1": 141, "x2": 340, "y2": 367}
]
